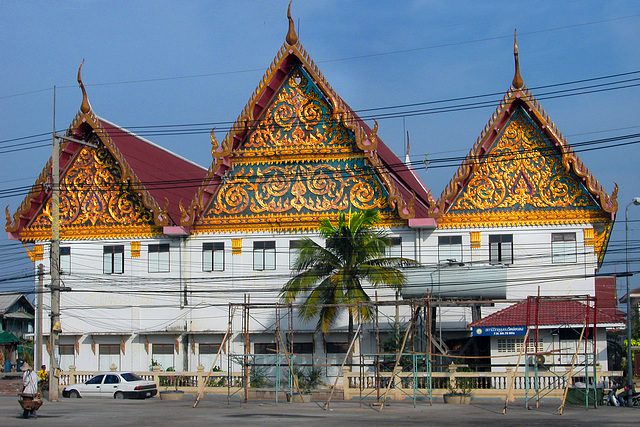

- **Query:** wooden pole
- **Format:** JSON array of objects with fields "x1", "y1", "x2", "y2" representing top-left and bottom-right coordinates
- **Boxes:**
[
  {"x1": 275, "y1": 328, "x2": 305, "y2": 402},
  {"x1": 323, "y1": 322, "x2": 363, "y2": 410},
  {"x1": 379, "y1": 308, "x2": 416, "y2": 412},
  {"x1": 558, "y1": 322, "x2": 587, "y2": 415},
  {"x1": 193, "y1": 306, "x2": 237, "y2": 408},
  {"x1": 502, "y1": 327, "x2": 531, "y2": 414}
]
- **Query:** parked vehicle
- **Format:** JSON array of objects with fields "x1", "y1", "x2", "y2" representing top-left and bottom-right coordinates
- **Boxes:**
[
  {"x1": 62, "y1": 372, "x2": 157, "y2": 399},
  {"x1": 604, "y1": 382, "x2": 623, "y2": 406}
]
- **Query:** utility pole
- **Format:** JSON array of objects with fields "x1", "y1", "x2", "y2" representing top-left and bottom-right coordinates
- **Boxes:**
[
  {"x1": 35, "y1": 264, "x2": 44, "y2": 372},
  {"x1": 49, "y1": 86, "x2": 61, "y2": 401}
]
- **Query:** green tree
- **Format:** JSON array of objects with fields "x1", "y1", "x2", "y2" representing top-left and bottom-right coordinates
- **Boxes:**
[{"x1": 280, "y1": 210, "x2": 417, "y2": 346}]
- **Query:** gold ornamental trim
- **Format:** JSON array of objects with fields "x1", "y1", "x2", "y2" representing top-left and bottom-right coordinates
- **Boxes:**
[
  {"x1": 195, "y1": 212, "x2": 405, "y2": 234},
  {"x1": 438, "y1": 209, "x2": 610, "y2": 229},
  {"x1": 433, "y1": 85, "x2": 618, "y2": 219},
  {"x1": 186, "y1": 29, "x2": 426, "y2": 227}
]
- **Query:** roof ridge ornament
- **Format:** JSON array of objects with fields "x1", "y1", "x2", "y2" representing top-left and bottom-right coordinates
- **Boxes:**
[
  {"x1": 77, "y1": 59, "x2": 91, "y2": 113},
  {"x1": 286, "y1": 0, "x2": 298, "y2": 45},
  {"x1": 512, "y1": 29, "x2": 524, "y2": 89}
]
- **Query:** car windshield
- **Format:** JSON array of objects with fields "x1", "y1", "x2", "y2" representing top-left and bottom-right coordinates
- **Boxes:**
[{"x1": 121, "y1": 373, "x2": 143, "y2": 382}]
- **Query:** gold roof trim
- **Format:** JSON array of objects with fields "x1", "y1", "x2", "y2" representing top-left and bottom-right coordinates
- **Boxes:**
[
  {"x1": 185, "y1": 28, "x2": 414, "y2": 228},
  {"x1": 68, "y1": 111, "x2": 170, "y2": 227},
  {"x1": 433, "y1": 84, "x2": 618, "y2": 221},
  {"x1": 6, "y1": 88, "x2": 171, "y2": 239}
]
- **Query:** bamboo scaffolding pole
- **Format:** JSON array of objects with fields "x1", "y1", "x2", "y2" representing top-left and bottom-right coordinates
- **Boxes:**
[
  {"x1": 379, "y1": 307, "x2": 417, "y2": 412},
  {"x1": 193, "y1": 305, "x2": 237, "y2": 408},
  {"x1": 502, "y1": 327, "x2": 531, "y2": 415},
  {"x1": 558, "y1": 321, "x2": 587, "y2": 415},
  {"x1": 275, "y1": 327, "x2": 305, "y2": 402},
  {"x1": 323, "y1": 322, "x2": 363, "y2": 410}
]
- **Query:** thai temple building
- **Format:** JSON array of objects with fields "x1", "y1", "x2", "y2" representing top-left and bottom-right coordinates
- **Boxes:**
[{"x1": 5, "y1": 7, "x2": 622, "y2": 378}]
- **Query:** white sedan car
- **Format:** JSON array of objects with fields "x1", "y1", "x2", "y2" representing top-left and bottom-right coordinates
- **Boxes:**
[{"x1": 62, "y1": 372, "x2": 158, "y2": 399}]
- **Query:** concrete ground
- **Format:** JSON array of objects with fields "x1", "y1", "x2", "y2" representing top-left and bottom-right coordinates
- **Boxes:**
[{"x1": 0, "y1": 394, "x2": 638, "y2": 426}]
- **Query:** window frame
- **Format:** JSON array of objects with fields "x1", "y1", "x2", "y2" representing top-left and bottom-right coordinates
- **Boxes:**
[
  {"x1": 551, "y1": 232, "x2": 577, "y2": 264},
  {"x1": 438, "y1": 235, "x2": 463, "y2": 263},
  {"x1": 148, "y1": 243, "x2": 170, "y2": 273},
  {"x1": 103, "y1": 245, "x2": 124, "y2": 274},
  {"x1": 489, "y1": 234, "x2": 513, "y2": 265},
  {"x1": 203, "y1": 242, "x2": 225, "y2": 272},
  {"x1": 253, "y1": 241, "x2": 276, "y2": 271},
  {"x1": 385, "y1": 237, "x2": 403, "y2": 259},
  {"x1": 60, "y1": 246, "x2": 71, "y2": 275},
  {"x1": 289, "y1": 240, "x2": 303, "y2": 270}
]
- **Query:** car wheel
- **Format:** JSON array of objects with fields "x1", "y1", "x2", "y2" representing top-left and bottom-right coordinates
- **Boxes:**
[
  {"x1": 69, "y1": 390, "x2": 80, "y2": 398},
  {"x1": 114, "y1": 391, "x2": 125, "y2": 400}
]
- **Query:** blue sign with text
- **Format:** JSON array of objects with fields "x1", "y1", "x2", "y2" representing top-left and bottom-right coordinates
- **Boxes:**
[{"x1": 472, "y1": 326, "x2": 526, "y2": 336}]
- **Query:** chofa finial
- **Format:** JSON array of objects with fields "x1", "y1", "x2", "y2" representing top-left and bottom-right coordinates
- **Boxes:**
[
  {"x1": 286, "y1": 0, "x2": 298, "y2": 45},
  {"x1": 77, "y1": 59, "x2": 91, "y2": 113},
  {"x1": 512, "y1": 29, "x2": 523, "y2": 89}
]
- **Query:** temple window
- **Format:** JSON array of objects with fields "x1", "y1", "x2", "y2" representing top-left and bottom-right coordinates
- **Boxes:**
[
  {"x1": 438, "y1": 236, "x2": 462, "y2": 263},
  {"x1": 99, "y1": 344, "x2": 121, "y2": 371},
  {"x1": 103, "y1": 245, "x2": 124, "y2": 274},
  {"x1": 289, "y1": 240, "x2": 303, "y2": 270},
  {"x1": 552, "y1": 232, "x2": 577, "y2": 263},
  {"x1": 385, "y1": 237, "x2": 403, "y2": 258},
  {"x1": 203, "y1": 242, "x2": 225, "y2": 272},
  {"x1": 253, "y1": 241, "x2": 276, "y2": 271},
  {"x1": 148, "y1": 243, "x2": 170, "y2": 273},
  {"x1": 152, "y1": 343, "x2": 174, "y2": 370},
  {"x1": 489, "y1": 234, "x2": 513, "y2": 265},
  {"x1": 60, "y1": 247, "x2": 71, "y2": 275}
]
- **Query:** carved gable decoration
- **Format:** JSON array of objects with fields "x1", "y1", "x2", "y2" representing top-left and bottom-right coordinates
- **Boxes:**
[
  {"x1": 440, "y1": 106, "x2": 610, "y2": 228},
  {"x1": 20, "y1": 143, "x2": 158, "y2": 240},
  {"x1": 242, "y1": 67, "x2": 354, "y2": 155},
  {"x1": 197, "y1": 65, "x2": 402, "y2": 232}
]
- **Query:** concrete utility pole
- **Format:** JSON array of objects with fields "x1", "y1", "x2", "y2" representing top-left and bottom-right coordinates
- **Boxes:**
[
  {"x1": 35, "y1": 264, "x2": 44, "y2": 371},
  {"x1": 49, "y1": 86, "x2": 60, "y2": 401}
]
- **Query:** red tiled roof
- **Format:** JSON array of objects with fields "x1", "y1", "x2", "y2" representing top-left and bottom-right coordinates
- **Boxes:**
[
  {"x1": 468, "y1": 299, "x2": 625, "y2": 328},
  {"x1": 98, "y1": 118, "x2": 208, "y2": 225}
]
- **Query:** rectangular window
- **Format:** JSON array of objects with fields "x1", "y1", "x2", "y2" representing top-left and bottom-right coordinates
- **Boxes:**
[
  {"x1": 203, "y1": 242, "x2": 225, "y2": 271},
  {"x1": 99, "y1": 343, "x2": 121, "y2": 371},
  {"x1": 489, "y1": 234, "x2": 513, "y2": 265},
  {"x1": 385, "y1": 237, "x2": 402, "y2": 258},
  {"x1": 289, "y1": 240, "x2": 303, "y2": 270},
  {"x1": 152, "y1": 343, "x2": 174, "y2": 371},
  {"x1": 59, "y1": 344, "x2": 75, "y2": 371},
  {"x1": 438, "y1": 235, "x2": 463, "y2": 263},
  {"x1": 292, "y1": 342, "x2": 314, "y2": 354},
  {"x1": 103, "y1": 245, "x2": 124, "y2": 274},
  {"x1": 199, "y1": 343, "x2": 222, "y2": 370},
  {"x1": 253, "y1": 241, "x2": 276, "y2": 271},
  {"x1": 149, "y1": 243, "x2": 170, "y2": 273},
  {"x1": 497, "y1": 338, "x2": 541, "y2": 354},
  {"x1": 552, "y1": 232, "x2": 577, "y2": 263},
  {"x1": 60, "y1": 247, "x2": 71, "y2": 275},
  {"x1": 254, "y1": 342, "x2": 277, "y2": 355},
  {"x1": 326, "y1": 342, "x2": 349, "y2": 354}
]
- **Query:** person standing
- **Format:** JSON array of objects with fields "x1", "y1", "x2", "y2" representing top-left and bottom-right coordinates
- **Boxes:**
[{"x1": 21, "y1": 363, "x2": 38, "y2": 394}]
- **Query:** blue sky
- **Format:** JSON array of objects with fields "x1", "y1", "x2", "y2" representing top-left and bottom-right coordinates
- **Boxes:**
[{"x1": 1, "y1": 1, "x2": 640, "y2": 295}]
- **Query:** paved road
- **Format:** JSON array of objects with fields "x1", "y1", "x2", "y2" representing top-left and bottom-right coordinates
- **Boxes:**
[{"x1": 1, "y1": 394, "x2": 638, "y2": 426}]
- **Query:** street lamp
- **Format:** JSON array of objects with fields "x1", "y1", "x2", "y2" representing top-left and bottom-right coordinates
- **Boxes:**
[{"x1": 625, "y1": 196, "x2": 640, "y2": 405}]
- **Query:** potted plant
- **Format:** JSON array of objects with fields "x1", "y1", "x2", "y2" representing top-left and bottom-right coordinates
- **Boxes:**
[
  {"x1": 286, "y1": 367, "x2": 322, "y2": 403},
  {"x1": 159, "y1": 370, "x2": 185, "y2": 401},
  {"x1": 443, "y1": 378, "x2": 472, "y2": 404}
]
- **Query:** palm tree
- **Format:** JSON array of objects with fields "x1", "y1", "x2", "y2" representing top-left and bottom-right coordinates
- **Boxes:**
[{"x1": 279, "y1": 210, "x2": 417, "y2": 346}]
